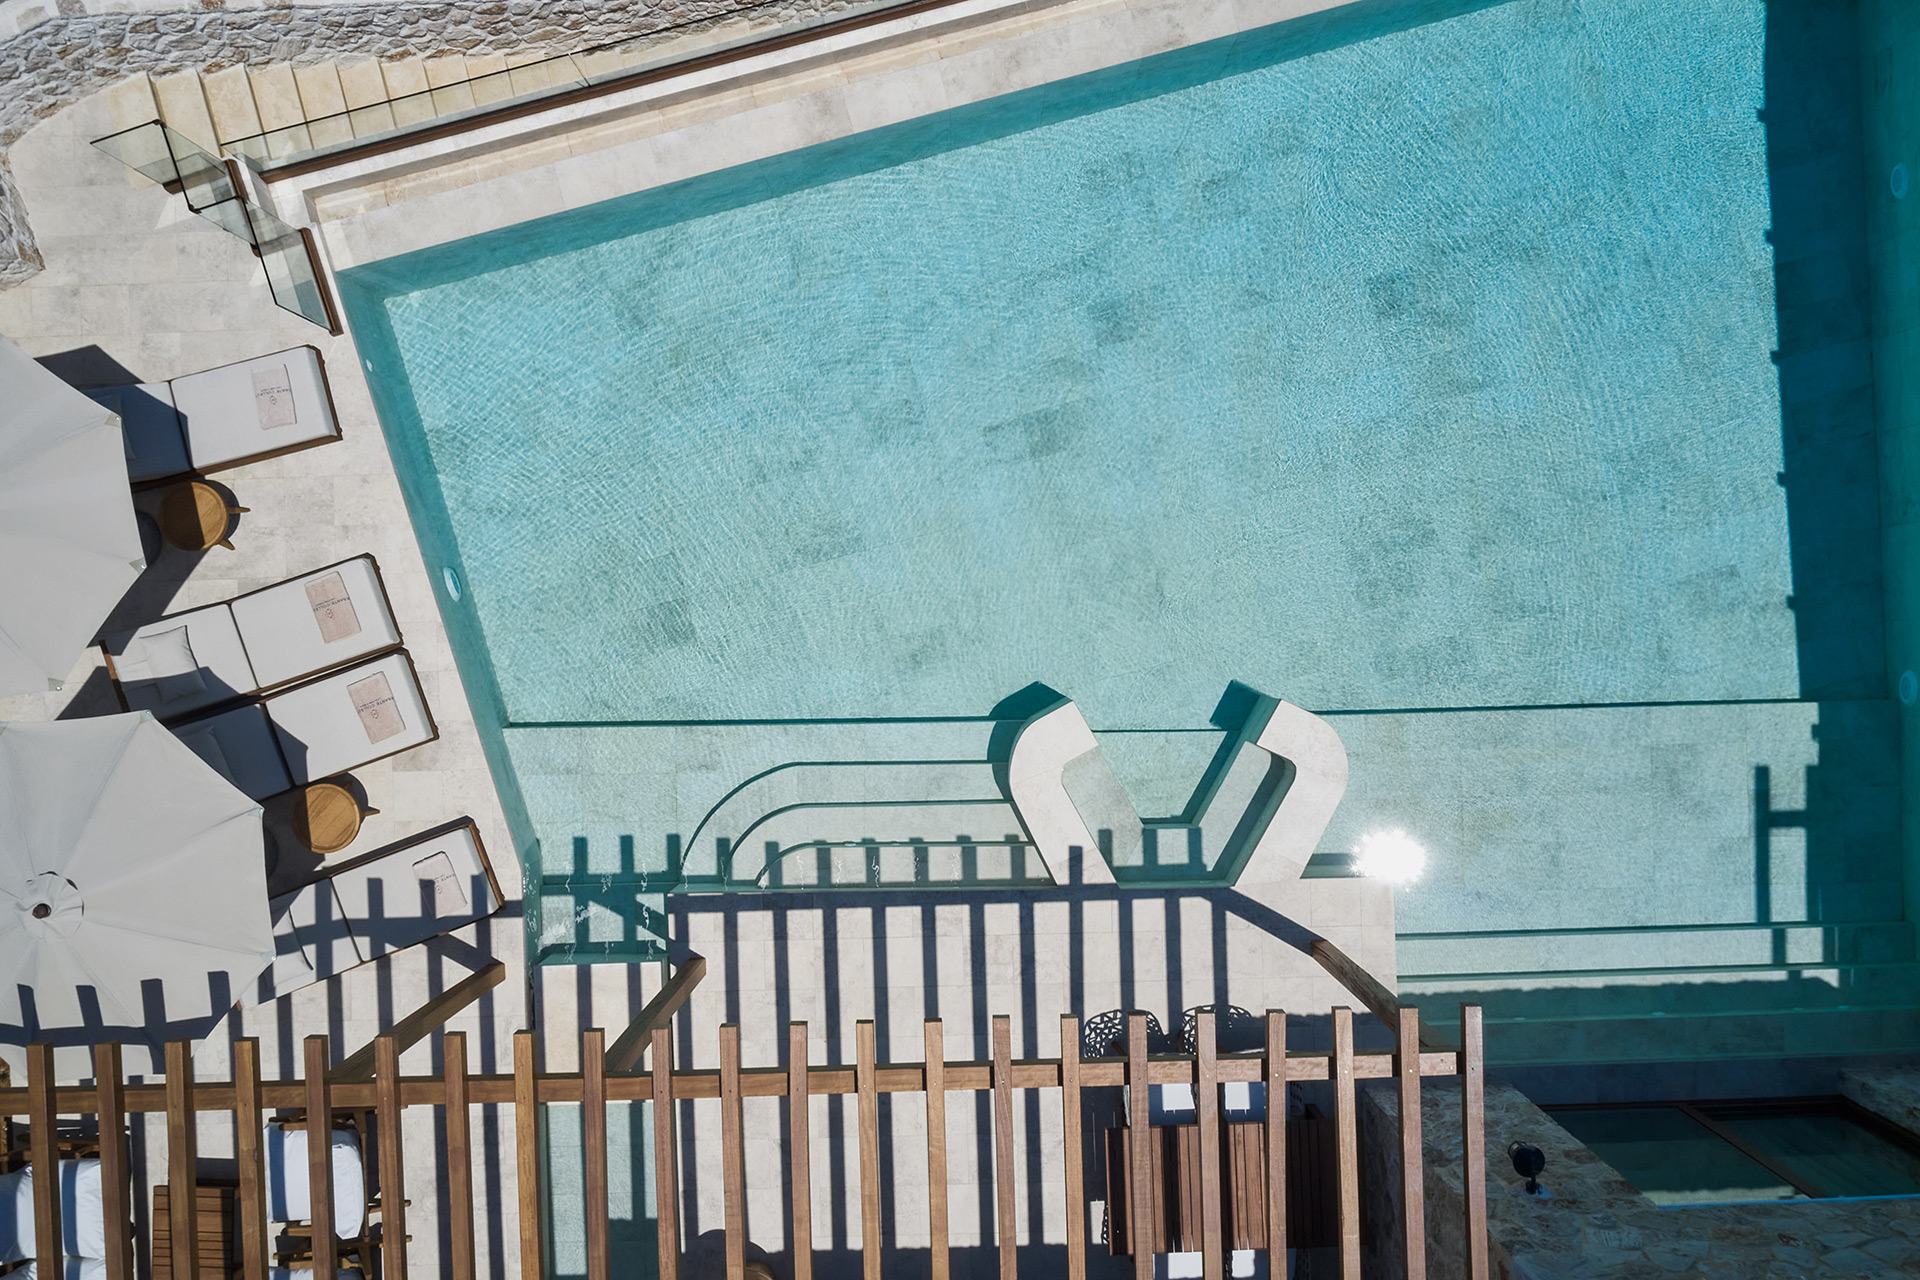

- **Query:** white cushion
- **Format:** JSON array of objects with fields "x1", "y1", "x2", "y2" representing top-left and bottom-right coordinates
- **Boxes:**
[
  {"x1": 170, "y1": 347, "x2": 337, "y2": 471},
  {"x1": 261, "y1": 881, "x2": 362, "y2": 999},
  {"x1": 22, "y1": 1259, "x2": 111, "y2": 1280},
  {"x1": 263, "y1": 1126, "x2": 365, "y2": 1236},
  {"x1": 0, "y1": 1161, "x2": 107, "y2": 1260},
  {"x1": 232, "y1": 557, "x2": 400, "y2": 689},
  {"x1": 106, "y1": 604, "x2": 257, "y2": 716},
  {"x1": 265, "y1": 653, "x2": 431, "y2": 785},
  {"x1": 170, "y1": 703, "x2": 293, "y2": 799},
  {"x1": 87, "y1": 382, "x2": 186, "y2": 482},
  {"x1": 331, "y1": 824, "x2": 497, "y2": 959},
  {"x1": 112, "y1": 626, "x2": 203, "y2": 702}
]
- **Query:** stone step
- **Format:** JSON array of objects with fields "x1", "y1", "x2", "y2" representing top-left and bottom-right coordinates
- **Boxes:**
[
  {"x1": 200, "y1": 64, "x2": 262, "y2": 147},
  {"x1": 150, "y1": 69, "x2": 219, "y2": 154},
  {"x1": 292, "y1": 63, "x2": 355, "y2": 150},
  {"x1": 336, "y1": 57, "x2": 398, "y2": 136},
  {"x1": 381, "y1": 55, "x2": 436, "y2": 128},
  {"x1": 424, "y1": 53, "x2": 477, "y2": 116}
]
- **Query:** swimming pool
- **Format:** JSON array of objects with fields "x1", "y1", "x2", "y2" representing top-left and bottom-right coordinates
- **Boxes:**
[{"x1": 339, "y1": 0, "x2": 1907, "y2": 1061}]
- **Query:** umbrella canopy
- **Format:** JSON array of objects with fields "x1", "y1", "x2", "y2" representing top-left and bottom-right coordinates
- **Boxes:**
[
  {"x1": 0, "y1": 334, "x2": 145, "y2": 695},
  {"x1": 0, "y1": 713, "x2": 272, "y2": 1079}
]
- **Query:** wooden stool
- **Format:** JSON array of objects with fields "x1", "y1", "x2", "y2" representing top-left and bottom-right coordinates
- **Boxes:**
[
  {"x1": 291, "y1": 780, "x2": 378, "y2": 855},
  {"x1": 159, "y1": 481, "x2": 248, "y2": 551}
]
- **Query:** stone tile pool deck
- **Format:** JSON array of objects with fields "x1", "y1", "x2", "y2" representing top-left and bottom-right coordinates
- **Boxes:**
[{"x1": 0, "y1": 88, "x2": 533, "y2": 1280}]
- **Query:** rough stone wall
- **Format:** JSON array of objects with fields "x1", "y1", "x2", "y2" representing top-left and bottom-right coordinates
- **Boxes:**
[
  {"x1": 1362, "y1": 1078, "x2": 1920, "y2": 1279},
  {"x1": 0, "y1": 0, "x2": 839, "y2": 285}
]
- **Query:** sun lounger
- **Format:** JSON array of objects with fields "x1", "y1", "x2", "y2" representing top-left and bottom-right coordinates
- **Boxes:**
[
  {"x1": 169, "y1": 650, "x2": 436, "y2": 801},
  {"x1": 0, "y1": 1159, "x2": 108, "y2": 1262},
  {"x1": 263, "y1": 1125, "x2": 366, "y2": 1237},
  {"x1": 84, "y1": 346, "x2": 340, "y2": 484},
  {"x1": 258, "y1": 819, "x2": 501, "y2": 1001},
  {"x1": 103, "y1": 555, "x2": 401, "y2": 720}
]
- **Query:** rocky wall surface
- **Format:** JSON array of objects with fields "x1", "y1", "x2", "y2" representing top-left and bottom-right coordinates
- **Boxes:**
[
  {"x1": 1362, "y1": 1078, "x2": 1920, "y2": 1279},
  {"x1": 0, "y1": 0, "x2": 842, "y2": 284}
]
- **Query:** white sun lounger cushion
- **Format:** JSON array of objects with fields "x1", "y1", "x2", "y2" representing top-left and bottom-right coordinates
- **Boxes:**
[
  {"x1": 85, "y1": 382, "x2": 186, "y2": 483},
  {"x1": 330, "y1": 824, "x2": 497, "y2": 959},
  {"x1": 20, "y1": 1260, "x2": 111, "y2": 1280},
  {"x1": 170, "y1": 347, "x2": 337, "y2": 471},
  {"x1": 170, "y1": 702, "x2": 293, "y2": 799},
  {"x1": 265, "y1": 652, "x2": 431, "y2": 784},
  {"x1": 232, "y1": 557, "x2": 400, "y2": 689},
  {"x1": 106, "y1": 604, "x2": 258, "y2": 716},
  {"x1": 262, "y1": 880, "x2": 362, "y2": 999},
  {"x1": 0, "y1": 1160, "x2": 108, "y2": 1260},
  {"x1": 262, "y1": 1126, "x2": 366, "y2": 1236}
]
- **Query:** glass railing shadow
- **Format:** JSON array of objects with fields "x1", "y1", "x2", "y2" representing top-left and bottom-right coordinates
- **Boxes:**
[{"x1": 89, "y1": 121, "x2": 339, "y2": 333}]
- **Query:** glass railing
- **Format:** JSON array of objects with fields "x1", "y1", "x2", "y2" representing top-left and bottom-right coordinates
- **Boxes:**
[
  {"x1": 222, "y1": 0, "x2": 912, "y2": 168},
  {"x1": 90, "y1": 121, "x2": 340, "y2": 333}
]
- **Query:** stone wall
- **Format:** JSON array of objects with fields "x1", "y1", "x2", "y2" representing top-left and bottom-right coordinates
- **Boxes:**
[
  {"x1": 1362, "y1": 1078, "x2": 1920, "y2": 1279},
  {"x1": 0, "y1": 0, "x2": 843, "y2": 285}
]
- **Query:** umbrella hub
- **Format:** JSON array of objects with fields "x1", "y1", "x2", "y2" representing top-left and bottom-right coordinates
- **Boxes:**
[{"x1": 19, "y1": 871, "x2": 82, "y2": 938}]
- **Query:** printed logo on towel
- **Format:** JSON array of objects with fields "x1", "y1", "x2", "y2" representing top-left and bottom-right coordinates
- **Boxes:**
[
  {"x1": 252, "y1": 364, "x2": 298, "y2": 429},
  {"x1": 347, "y1": 671, "x2": 406, "y2": 743},
  {"x1": 304, "y1": 572, "x2": 362, "y2": 644}
]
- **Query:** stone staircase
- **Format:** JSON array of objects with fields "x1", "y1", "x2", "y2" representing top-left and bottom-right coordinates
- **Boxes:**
[{"x1": 97, "y1": 51, "x2": 587, "y2": 163}]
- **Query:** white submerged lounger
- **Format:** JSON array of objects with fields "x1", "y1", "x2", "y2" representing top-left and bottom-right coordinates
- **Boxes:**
[
  {"x1": 84, "y1": 345, "x2": 340, "y2": 483},
  {"x1": 102, "y1": 555, "x2": 401, "y2": 719},
  {"x1": 261, "y1": 818, "x2": 502, "y2": 1000},
  {"x1": 168, "y1": 649, "x2": 436, "y2": 800}
]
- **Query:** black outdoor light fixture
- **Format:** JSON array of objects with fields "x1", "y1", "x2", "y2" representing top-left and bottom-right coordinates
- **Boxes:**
[{"x1": 1509, "y1": 1141, "x2": 1547, "y2": 1194}]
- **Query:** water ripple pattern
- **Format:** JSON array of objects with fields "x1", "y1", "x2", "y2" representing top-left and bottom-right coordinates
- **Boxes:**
[{"x1": 344, "y1": 0, "x2": 1791, "y2": 727}]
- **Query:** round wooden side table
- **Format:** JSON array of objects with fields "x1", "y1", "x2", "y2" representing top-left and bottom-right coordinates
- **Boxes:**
[
  {"x1": 291, "y1": 780, "x2": 379, "y2": 855},
  {"x1": 158, "y1": 481, "x2": 248, "y2": 552}
]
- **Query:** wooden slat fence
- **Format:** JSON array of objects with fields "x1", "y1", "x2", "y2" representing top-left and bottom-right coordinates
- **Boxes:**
[{"x1": 1, "y1": 1003, "x2": 1487, "y2": 1280}]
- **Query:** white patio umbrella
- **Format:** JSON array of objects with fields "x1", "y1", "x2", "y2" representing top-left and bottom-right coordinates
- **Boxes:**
[
  {"x1": 0, "y1": 713, "x2": 273, "y2": 1079},
  {"x1": 0, "y1": 333, "x2": 145, "y2": 694}
]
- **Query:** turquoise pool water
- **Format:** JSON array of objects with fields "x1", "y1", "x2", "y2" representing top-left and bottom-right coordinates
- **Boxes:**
[
  {"x1": 341, "y1": 0, "x2": 1910, "y2": 1063},
  {"x1": 343, "y1": 0, "x2": 1793, "y2": 730}
]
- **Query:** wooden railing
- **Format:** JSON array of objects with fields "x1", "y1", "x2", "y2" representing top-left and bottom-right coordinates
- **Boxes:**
[{"x1": 0, "y1": 998, "x2": 1487, "y2": 1280}]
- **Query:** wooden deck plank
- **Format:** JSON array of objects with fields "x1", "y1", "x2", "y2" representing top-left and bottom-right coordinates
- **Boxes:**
[
  {"x1": 164, "y1": 1040, "x2": 199, "y2": 1280},
  {"x1": 444, "y1": 1032, "x2": 476, "y2": 1280},
  {"x1": 93, "y1": 1043, "x2": 133, "y2": 1280},
  {"x1": 514, "y1": 1031, "x2": 542, "y2": 1280},
  {"x1": 1194, "y1": 1010, "x2": 1223, "y2": 1280},
  {"x1": 856, "y1": 1021, "x2": 882, "y2": 1280},
  {"x1": 924, "y1": 1020, "x2": 949, "y2": 1280},
  {"x1": 1332, "y1": 1009, "x2": 1359, "y2": 1280},
  {"x1": 1398, "y1": 1006, "x2": 1427, "y2": 1280},
  {"x1": 1461, "y1": 1005, "x2": 1488, "y2": 1280},
  {"x1": 651, "y1": 1027, "x2": 681, "y2": 1280},
  {"x1": 373, "y1": 1037, "x2": 408, "y2": 1280},
  {"x1": 303, "y1": 1036, "x2": 336, "y2": 1280},
  {"x1": 231, "y1": 1039, "x2": 267, "y2": 1280},
  {"x1": 581, "y1": 1029, "x2": 610, "y2": 1280},
  {"x1": 992, "y1": 1015, "x2": 1017, "y2": 1280},
  {"x1": 788, "y1": 1022, "x2": 813, "y2": 1280},
  {"x1": 719, "y1": 1024, "x2": 746, "y2": 1280},
  {"x1": 1264, "y1": 1010, "x2": 1286, "y2": 1278},
  {"x1": 1126, "y1": 1014, "x2": 1153, "y2": 1280},
  {"x1": 1059, "y1": 1016, "x2": 1085, "y2": 1280},
  {"x1": 29, "y1": 1043, "x2": 61, "y2": 1280}
]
